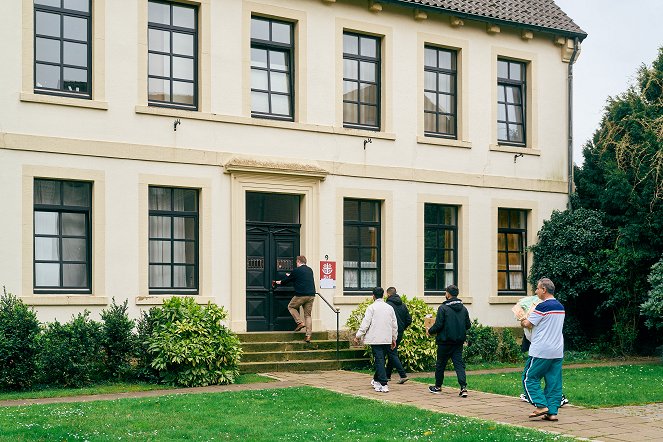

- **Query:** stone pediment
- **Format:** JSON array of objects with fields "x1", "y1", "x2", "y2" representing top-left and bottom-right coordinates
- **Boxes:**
[{"x1": 224, "y1": 156, "x2": 328, "y2": 180}]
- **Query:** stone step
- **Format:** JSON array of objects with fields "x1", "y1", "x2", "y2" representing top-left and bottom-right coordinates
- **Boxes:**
[
  {"x1": 241, "y1": 339, "x2": 352, "y2": 352},
  {"x1": 241, "y1": 348, "x2": 365, "y2": 363},
  {"x1": 239, "y1": 358, "x2": 369, "y2": 373},
  {"x1": 237, "y1": 331, "x2": 330, "y2": 343}
]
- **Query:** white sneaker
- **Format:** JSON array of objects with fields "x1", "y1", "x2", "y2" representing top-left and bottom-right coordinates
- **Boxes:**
[
  {"x1": 374, "y1": 384, "x2": 382, "y2": 392},
  {"x1": 370, "y1": 380, "x2": 378, "y2": 388},
  {"x1": 380, "y1": 385, "x2": 389, "y2": 393},
  {"x1": 519, "y1": 393, "x2": 529, "y2": 402}
]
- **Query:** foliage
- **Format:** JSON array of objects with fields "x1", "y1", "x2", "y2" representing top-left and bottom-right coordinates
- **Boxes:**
[
  {"x1": 100, "y1": 298, "x2": 137, "y2": 380},
  {"x1": 464, "y1": 319, "x2": 499, "y2": 363},
  {"x1": 145, "y1": 297, "x2": 241, "y2": 387},
  {"x1": 641, "y1": 255, "x2": 663, "y2": 331},
  {"x1": 496, "y1": 329, "x2": 522, "y2": 363},
  {"x1": 345, "y1": 295, "x2": 437, "y2": 371},
  {"x1": 135, "y1": 308, "x2": 160, "y2": 382},
  {"x1": 0, "y1": 288, "x2": 41, "y2": 391},
  {"x1": 38, "y1": 311, "x2": 103, "y2": 388}
]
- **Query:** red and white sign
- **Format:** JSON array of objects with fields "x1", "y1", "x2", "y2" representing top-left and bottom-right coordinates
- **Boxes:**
[{"x1": 319, "y1": 261, "x2": 336, "y2": 289}]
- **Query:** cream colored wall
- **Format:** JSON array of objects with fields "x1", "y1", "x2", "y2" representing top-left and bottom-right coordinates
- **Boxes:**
[{"x1": 0, "y1": 0, "x2": 575, "y2": 328}]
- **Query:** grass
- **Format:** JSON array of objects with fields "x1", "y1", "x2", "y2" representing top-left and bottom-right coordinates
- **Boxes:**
[
  {"x1": 0, "y1": 374, "x2": 275, "y2": 401},
  {"x1": 0, "y1": 386, "x2": 575, "y2": 442},
  {"x1": 413, "y1": 364, "x2": 663, "y2": 407}
]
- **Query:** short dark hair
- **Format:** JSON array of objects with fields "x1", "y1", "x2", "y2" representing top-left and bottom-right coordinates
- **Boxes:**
[
  {"x1": 386, "y1": 287, "x2": 397, "y2": 296},
  {"x1": 445, "y1": 285, "x2": 459, "y2": 297},
  {"x1": 296, "y1": 255, "x2": 307, "y2": 264},
  {"x1": 372, "y1": 287, "x2": 384, "y2": 298}
]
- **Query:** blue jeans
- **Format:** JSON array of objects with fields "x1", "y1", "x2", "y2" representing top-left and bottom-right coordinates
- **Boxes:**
[
  {"x1": 371, "y1": 344, "x2": 390, "y2": 386},
  {"x1": 522, "y1": 356, "x2": 563, "y2": 415}
]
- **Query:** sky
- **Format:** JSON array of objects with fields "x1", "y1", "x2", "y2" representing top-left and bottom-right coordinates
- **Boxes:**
[{"x1": 552, "y1": 0, "x2": 663, "y2": 165}]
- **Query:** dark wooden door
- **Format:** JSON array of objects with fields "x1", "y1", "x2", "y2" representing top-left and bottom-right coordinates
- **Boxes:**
[{"x1": 246, "y1": 223, "x2": 300, "y2": 331}]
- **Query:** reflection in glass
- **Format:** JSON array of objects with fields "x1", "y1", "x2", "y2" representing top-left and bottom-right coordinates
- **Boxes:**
[
  {"x1": 343, "y1": 34, "x2": 358, "y2": 55},
  {"x1": 63, "y1": 16, "x2": 87, "y2": 41},
  {"x1": 149, "y1": 53, "x2": 170, "y2": 77},
  {"x1": 173, "y1": 81, "x2": 194, "y2": 104},
  {"x1": 271, "y1": 94, "x2": 289, "y2": 115},
  {"x1": 251, "y1": 48, "x2": 267, "y2": 68},
  {"x1": 36, "y1": 38, "x2": 61, "y2": 63},
  {"x1": 173, "y1": 56, "x2": 194, "y2": 80},
  {"x1": 36, "y1": 12, "x2": 61, "y2": 38},
  {"x1": 36, "y1": 64, "x2": 60, "y2": 89},
  {"x1": 35, "y1": 180, "x2": 60, "y2": 205},
  {"x1": 270, "y1": 72, "x2": 288, "y2": 93},
  {"x1": 36, "y1": 263, "x2": 60, "y2": 286},
  {"x1": 62, "y1": 213, "x2": 86, "y2": 236},
  {"x1": 148, "y1": 1, "x2": 170, "y2": 25},
  {"x1": 62, "y1": 238, "x2": 86, "y2": 261},
  {"x1": 149, "y1": 29, "x2": 170, "y2": 53},
  {"x1": 271, "y1": 22, "x2": 290, "y2": 44},
  {"x1": 172, "y1": 32, "x2": 193, "y2": 56},
  {"x1": 63, "y1": 42, "x2": 87, "y2": 68},
  {"x1": 343, "y1": 81, "x2": 358, "y2": 101},
  {"x1": 172, "y1": 5, "x2": 195, "y2": 28},
  {"x1": 63, "y1": 0, "x2": 89, "y2": 13},
  {"x1": 251, "y1": 18, "x2": 269, "y2": 40},
  {"x1": 252, "y1": 91, "x2": 269, "y2": 113},
  {"x1": 63, "y1": 68, "x2": 88, "y2": 93}
]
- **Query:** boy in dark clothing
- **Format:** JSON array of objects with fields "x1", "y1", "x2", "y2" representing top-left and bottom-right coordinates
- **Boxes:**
[
  {"x1": 385, "y1": 287, "x2": 412, "y2": 384},
  {"x1": 427, "y1": 284, "x2": 471, "y2": 397},
  {"x1": 275, "y1": 255, "x2": 316, "y2": 343}
]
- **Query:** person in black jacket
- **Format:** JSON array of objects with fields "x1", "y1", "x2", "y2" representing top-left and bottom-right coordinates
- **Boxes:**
[
  {"x1": 276, "y1": 255, "x2": 316, "y2": 343},
  {"x1": 385, "y1": 287, "x2": 412, "y2": 384},
  {"x1": 427, "y1": 284, "x2": 471, "y2": 397}
]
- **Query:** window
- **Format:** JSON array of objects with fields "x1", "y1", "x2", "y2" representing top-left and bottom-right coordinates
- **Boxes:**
[
  {"x1": 497, "y1": 59, "x2": 526, "y2": 145},
  {"x1": 34, "y1": 0, "x2": 92, "y2": 98},
  {"x1": 343, "y1": 199, "x2": 380, "y2": 292},
  {"x1": 149, "y1": 187, "x2": 199, "y2": 294},
  {"x1": 251, "y1": 17, "x2": 294, "y2": 120},
  {"x1": 148, "y1": 0, "x2": 198, "y2": 109},
  {"x1": 497, "y1": 208, "x2": 527, "y2": 295},
  {"x1": 33, "y1": 179, "x2": 92, "y2": 293},
  {"x1": 343, "y1": 32, "x2": 380, "y2": 130},
  {"x1": 424, "y1": 46, "x2": 457, "y2": 138},
  {"x1": 424, "y1": 204, "x2": 458, "y2": 294}
]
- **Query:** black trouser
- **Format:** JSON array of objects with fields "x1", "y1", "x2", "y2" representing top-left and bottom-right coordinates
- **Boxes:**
[
  {"x1": 371, "y1": 344, "x2": 390, "y2": 386},
  {"x1": 386, "y1": 333, "x2": 406, "y2": 379},
  {"x1": 434, "y1": 342, "x2": 466, "y2": 388}
]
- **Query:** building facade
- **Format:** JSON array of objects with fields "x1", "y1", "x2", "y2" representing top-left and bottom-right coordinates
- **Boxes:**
[{"x1": 0, "y1": 0, "x2": 586, "y2": 332}]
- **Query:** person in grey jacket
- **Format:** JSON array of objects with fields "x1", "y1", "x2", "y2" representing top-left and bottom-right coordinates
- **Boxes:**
[
  {"x1": 353, "y1": 287, "x2": 398, "y2": 393},
  {"x1": 385, "y1": 287, "x2": 412, "y2": 384},
  {"x1": 427, "y1": 284, "x2": 471, "y2": 397}
]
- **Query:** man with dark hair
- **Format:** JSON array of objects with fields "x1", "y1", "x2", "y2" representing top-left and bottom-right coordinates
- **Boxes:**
[
  {"x1": 354, "y1": 287, "x2": 398, "y2": 393},
  {"x1": 385, "y1": 286, "x2": 412, "y2": 384},
  {"x1": 276, "y1": 255, "x2": 316, "y2": 343},
  {"x1": 517, "y1": 277, "x2": 565, "y2": 421},
  {"x1": 427, "y1": 284, "x2": 471, "y2": 398}
]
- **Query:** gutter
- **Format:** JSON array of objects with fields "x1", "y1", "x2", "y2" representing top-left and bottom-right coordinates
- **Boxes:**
[{"x1": 567, "y1": 38, "x2": 580, "y2": 211}]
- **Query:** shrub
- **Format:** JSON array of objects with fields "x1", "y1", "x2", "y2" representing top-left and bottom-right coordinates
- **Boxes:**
[
  {"x1": 346, "y1": 295, "x2": 436, "y2": 372},
  {"x1": 641, "y1": 255, "x2": 663, "y2": 331},
  {"x1": 464, "y1": 319, "x2": 499, "y2": 363},
  {"x1": 497, "y1": 329, "x2": 522, "y2": 363},
  {"x1": 0, "y1": 288, "x2": 41, "y2": 391},
  {"x1": 135, "y1": 308, "x2": 160, "y2": 382},
  {"x1": 145, "y1": 297, "x2": 241, "y2": 387},
  {"x1": 100, "y1": 298, "x2": 137, "y2": 380},
  {"x1": 38, "y1": 311, "x2": 103, "y2": 387}
]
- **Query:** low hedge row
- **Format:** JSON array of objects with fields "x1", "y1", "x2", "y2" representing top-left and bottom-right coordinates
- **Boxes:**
[{"x1": 0, "y1": 289, "x2": 241, "y2": 391}]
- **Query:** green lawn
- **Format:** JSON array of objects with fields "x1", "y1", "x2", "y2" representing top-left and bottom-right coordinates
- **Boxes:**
[
  {"x1": 414, "y1": 364, "x2": 663, "y2": 407},
  {"x1": 0, "y1": 374, "x2": 275, "y2": 401},
  {"x1": 0, "y1": 386, "x2": 575, "y2": 441}
]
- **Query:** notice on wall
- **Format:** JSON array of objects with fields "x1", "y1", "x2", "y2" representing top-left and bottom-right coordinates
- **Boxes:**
[{"x1": 319, "y1": 261, "x2": 336, "y2": 289}]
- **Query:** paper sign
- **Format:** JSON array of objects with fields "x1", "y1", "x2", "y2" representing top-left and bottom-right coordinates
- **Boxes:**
[{"x1": 320, "y1": 261, "x2": 336, "y2": 289}]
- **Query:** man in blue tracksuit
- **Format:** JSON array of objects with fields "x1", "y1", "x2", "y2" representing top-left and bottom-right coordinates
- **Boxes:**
[{"x1": 518, "y1": 278, "x2": 565, "y2": 422}]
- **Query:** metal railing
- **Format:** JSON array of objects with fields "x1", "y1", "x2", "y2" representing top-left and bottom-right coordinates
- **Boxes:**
[{"x1": 315, "y1": 291, "x2": 341, "y2": 366}]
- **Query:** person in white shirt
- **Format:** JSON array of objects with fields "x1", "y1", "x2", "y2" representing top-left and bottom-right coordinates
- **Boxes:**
[{"x1": 353, "y1": 287, "x2": 398, "y2": 393}]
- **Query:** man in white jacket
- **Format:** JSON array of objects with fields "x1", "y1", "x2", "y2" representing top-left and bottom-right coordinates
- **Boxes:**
[{"x1": 353, "y1": 287, "x2": 398, "y2": 393}]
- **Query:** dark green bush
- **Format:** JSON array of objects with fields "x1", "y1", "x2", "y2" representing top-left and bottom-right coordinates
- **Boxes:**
[
  {"x1": 497, "y1": 329, "x2": 522, "y2": 363},
  {"x1": 135, "y1": 308, "x2": 160, "y2": 382},
  {"x1": 464, "y1": 319, "x2": 499, "y2": 363},
  {"x1": 38, "y1": 311, "x2": 103, "y2": 387},
  {"x1": 145, "y1": 297, "x2": 241, "y2": 387},
  {"x1": 100, "y1": 298, "x2": 137, "y2": 380},
  {"x1": 0, "y1": 288, "x2": 41, "y2": 391}
]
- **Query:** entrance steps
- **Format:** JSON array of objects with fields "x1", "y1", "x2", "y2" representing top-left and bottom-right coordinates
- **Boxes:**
[{"x1": 237, "y1": 331, "x2": 369, "y2": 373}]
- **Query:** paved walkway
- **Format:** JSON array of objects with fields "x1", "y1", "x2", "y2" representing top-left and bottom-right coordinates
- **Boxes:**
[{"x1": 2, "y1": 368, "x2": 662, "y2": 441}]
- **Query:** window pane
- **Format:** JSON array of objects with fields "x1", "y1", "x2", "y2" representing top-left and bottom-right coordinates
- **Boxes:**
[
  {"x1": 439, "y1": 50, "x2": 453, "y2": 70},
  {"x1": 148, "y1": 78, "x2": 170, "y2": 102},
  {"x1": 149, "y1": 265, "x2": 171, "y2": 287},
  {"x1": 344, "y1": 226, "x2": 358, "y2": 246},
  {"x1": 251, "y1": 18, "x2": 269, "y2": 40},
  {"x1": 511, "y1": 210, "x2": 526, "y2": 228},
  {"x1": 271, "y1": 94, "x2": 290, "y2": 115},
  {"x1": 251, "y1": 91, "x2": 269, "y2": 113},
  {"x1": 507, "y1": 233, "x2": 521, "y2": 252},
  {"x1": 36, "y1": 37, "x2": 60, "y2": 63},
  {"x1": 251, "y1": 48, "x2": 267, "y2": 68},
  {"x1": 63, "y1": 42, "x2": 87, "y2": 67},
  {"x1": 443, "y1": 230, "x2": 455, "y2": 249},
  {"x1": 498, "y1": 85, "x2": 506, "y2": 103},
  {"x1": 359, "y1": 61, "x2": 375, "y2": 82},
  {"x1": 424, "y1": 71, "x2": 436, "y2": 91},
  {"x1": 498, "y1": 234, "x2": 506, "y2": 250},
  {"x1": 344, "y1": 247, "x2": 359, "y2": 262},
  {"x1": 343, "y1": 81, "x2": 358, "y2": 101},
  {"x1": 149, "y1": 53, "x2": 170, "y2": 77},
  {"x1": 35, "y1": 0, "x2": 61, "y2": 6},
  {"x1": 424, "y1": 112, "x2": 436, "y2": 132},
  {"x1": 62, "y1": 212, "x2": 85, "y2": 235},
  {"x1": 35, "y1": 211, "x2": 59, "y2": 235},
  {"x1": 172, "y1": 32, "x2": 193, "y2": 56},
  {"x1": 360, "y1": 37, "x2": 376, "y2": 58},
  {"x1": 172, "y1": 56, "x2": 194, "y2": 80},
  {"x1": 63, "y1": 181, "x2": 89, "y2": 206},
  {"x1": 173, "y1": 265, "x2": 193, "y2": 287},
  {"x1": 498, "y1": 209, "x2": 509, "y2": 228},
  {"x1": 509, "y1": 124, "x2": 524, "y2": 142},
  {"x1": 424, "y1": 47, "x2": 437, "y2": 67},
  {"x1": 35, "y1": 180, "x2": 60, "y2": 205},
  {"x1": 424, "y1": 92, "x2": 436, "y2": 111},
  {"x1": 441, "y1": 206, "x2": 457, "y2": 225},
  {"x1": 172, "y1": 5, "x2": 195, "y2": 29},
  {"x1": 439, "y1": 74, "x2": 452, "y2": 93},
  {"x1": 344, "y1": 199, "x2": 359, "y2": 221},
  {"x1": 35, "y1": 238, "x2": 60, "y2": 260},
  {"x1": 359, "y1": 84, "x2": 376, "y2": 104},
  {"x1": 269, "y1": 51, "x2": 287, "y2": 71},
  {"x1": 344, "y1": 269, "x2": 358, "y2": 288},
  {"x1": 506, "y1": 86, "x2": 522, "y2": 104},
  {"x1": 251, "y1": 69, "x2": 268, "y2": 90},
  {"x1": 439, "y1": 115, "x2": 454, "y2": 135},
  {"x1": 63, "y1": 16, "x2": 87, "y2": 41},
  {"x1": 36, "y1": 63, "x2": 61, "y2": 89},
  {"x1": 510, "y1": 62, "x2": 522, "y2": 81},
  {"x1": 62, "y1": 238, "x2": 86, "y2": 261},
  {"x1": 63, "y1": 67, "x2": 88, "y2": 93},
  {"x1": 149, "y1": 215, "x2": 171, "y2": 238},
  {"x1": 498, "y1": 103, "x2": 507, "y2": 121},
  {"x1": 150, "y1": 240, "x2": 171, "y2": 263},
  {"x1": 359, "y1": 105, "x2": 376, "y2": 127},
  {"x1": 343, "y1": 59, "x2": 358, "y2": 80},
  {"x1": 438, "y1": 94, "x2": 452, "y2": 113},
  {"x1": 360, "y1": 202, "x2": 378, "y2": 222},
  {"x1": 148, "y1": 1, "x2": 170, "y2": 25},
  {"x1": 497, "y1": 122, "x2": 507, "y2": 141},
  {"x1": 172, "y1": 81, "x2": 194, "y2": 104},
  {"x1": 174, "y1": 241, "x2": 195, "y2": 264},
  {"x1": 35, "y1": 263, "x2": 60, "y2": 286},
  {"x1": 149, "y1": 29, "x2": 170, "y2": 52},
  {"x1": 343, "y1": 34, "x2": 358, "y2": 55},
  {"x1": 497, "y1": 271, "x2": 507, "y2": 290},
  {"x1": 173, "y1": 217, "x2": 195, "y2": 240},
  {"x1": 271, "y1": 22, "x2": 290, "y2": 44},
  {"x1": 149, "y1": 187, "x2": 171, "y2": 210},
  {"x1": 424, "y1": 204, "x2": 437, "y2": 224},
  {"x1": 360, "y1": 270, "x2": 377, "y2": 288},
  {"x1": 497, "y1": 60, "x2": 508, "y2": 79},
  {"x1": 63, "y1": 263, "x2": 86, "y2": 287},
  {"x1": 36, "y1": 11, "x2": 60, "y2": 38},
  {"x1": 270, "y1": 72, "x2": 289, "y2": 93},
  {"x1": 508, "y1": 105, "x2": 522, "y2": 124},
  {"x1": 173, "y1": 189, "x2": 197, "y2": 211},
  {"x1": 343, "y1": 102, "x2": 358, "y2": 124},
  {"x1": 63, "y1": 0, "x2": 89, "y2": 13}
]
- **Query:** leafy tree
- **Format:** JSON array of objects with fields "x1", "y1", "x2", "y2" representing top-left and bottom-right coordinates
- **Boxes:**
[{"x1": 641, "y1": 256, "x2": 663, "y2": 332}]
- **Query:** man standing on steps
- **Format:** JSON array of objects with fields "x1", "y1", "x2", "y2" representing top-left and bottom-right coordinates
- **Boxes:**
[
  {"x1": 427, "y1": 284, "x2": 471, "y2": 398},
  {"x1": 275, "y1": 255, "x2": 316, "y2": 344},
  {"x1": 353, "y1": 287, "x2": 398, "y2": 393},
  {"x1": 385, "y1": 286, "x2": 412, "y2": 384}
]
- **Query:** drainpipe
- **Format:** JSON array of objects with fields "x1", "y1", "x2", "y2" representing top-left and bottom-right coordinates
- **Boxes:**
[{"x1": 567, "y1": 38, "x2": 580, "y2": 211}]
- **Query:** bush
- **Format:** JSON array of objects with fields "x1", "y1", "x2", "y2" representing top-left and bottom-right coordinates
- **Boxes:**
[
  {"x1": 346, "y1": 295, "x2": 436, "y2": 372},
  {"x1": 38, "y1": 311, "x2": 103, "y2": 387},
  {"x1": 497, "y1": 329, "x2": 522, "y2": 363},
  {"x1": 464, "y1": 319, "x2": 499, "y2": 363},
  {"x1": 100, "y1": 298, "x2": 137, "y2": 380},
  {"x1": 0, "y1": 288, "x2": 41, "y2": 391},
  {"x1": 145, "y1": 297, "x2": 241, "y2": 387},
  {"x1": 641, "y1": 255, "x2": 663, "y2": 331},
  {"x1": 135, "y1": 308, "x2": 160, "y2": 382}
]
